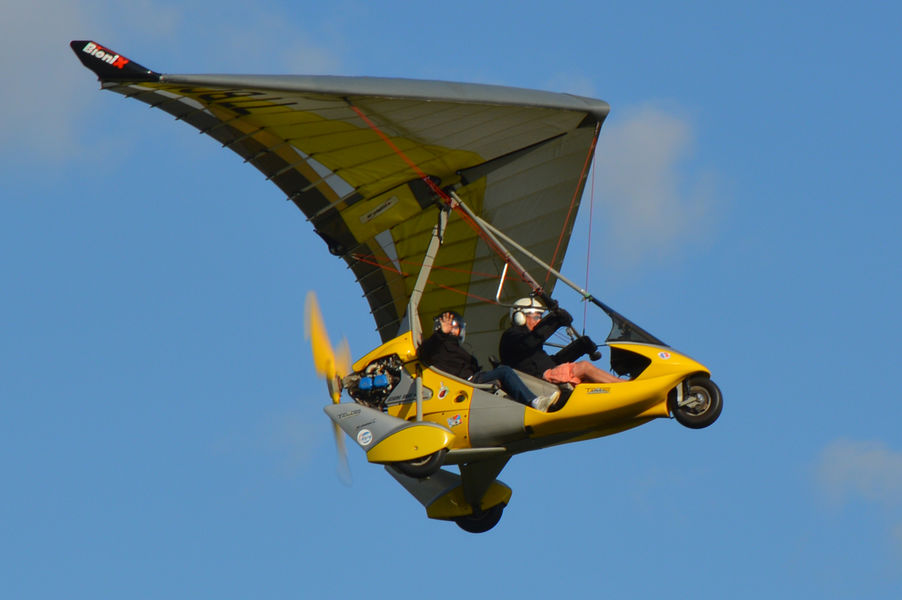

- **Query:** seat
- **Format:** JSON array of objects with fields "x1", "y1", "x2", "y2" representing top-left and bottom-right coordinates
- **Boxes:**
[{"x1": 425, "y1": 366, "x2": 501, "y2": 392}]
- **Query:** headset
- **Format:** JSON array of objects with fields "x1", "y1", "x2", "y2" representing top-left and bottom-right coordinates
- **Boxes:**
[{"x1": 510, "y1": 297, "x2": 545, "y2": 326}]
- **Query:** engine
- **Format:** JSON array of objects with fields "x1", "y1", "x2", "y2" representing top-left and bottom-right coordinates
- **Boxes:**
[{"x1": 343, "y1": 354, "x2": 403, "y2": 409}]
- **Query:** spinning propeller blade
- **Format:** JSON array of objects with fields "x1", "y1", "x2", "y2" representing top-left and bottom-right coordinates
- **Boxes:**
[
  {"x1": 332, "y1": 421, "x2": 352, "y2": 486},
  {"x1": 304, "y1": 291, "x2": 349, "y2": 403},
  {"x1": 334, "y1": 338, "x2": 351, "y2": 387},
  {"x1": 304, "y1": 290, "x2": 353, "y2": 482}
]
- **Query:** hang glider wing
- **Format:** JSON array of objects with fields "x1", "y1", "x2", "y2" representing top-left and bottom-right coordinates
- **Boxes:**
[{"x1": 71, "y1": 40, "x2": 610, "y2": 360}]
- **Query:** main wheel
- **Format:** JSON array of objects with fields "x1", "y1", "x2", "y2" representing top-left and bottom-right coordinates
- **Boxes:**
[
  {"x1": 393, "y1": 448, "x2": 447, "y2": 478},
  {"x1": 454, "y1": 503, "x2": 505, "y2": 533},
  {"x1": 669, "y1": 376, "x2": 722, "y2": 429}
]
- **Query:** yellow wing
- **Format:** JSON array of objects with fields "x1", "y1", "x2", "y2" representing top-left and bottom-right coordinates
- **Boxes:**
[{"x1": 72, "y1": 40, "x2": 609, "y2": 360}]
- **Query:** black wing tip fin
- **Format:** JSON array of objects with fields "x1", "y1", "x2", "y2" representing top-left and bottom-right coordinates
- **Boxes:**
[{"x1": 70, "y1": 40, "x2": 160, "y2": 82}]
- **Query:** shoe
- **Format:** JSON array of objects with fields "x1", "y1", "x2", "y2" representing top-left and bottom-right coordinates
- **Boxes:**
[{"x1": 531, "y1": 390, "x2": 561, "y2": 412}]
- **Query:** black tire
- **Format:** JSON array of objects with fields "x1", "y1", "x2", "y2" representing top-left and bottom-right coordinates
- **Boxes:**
[
  {"x1": 393, "y1": 448, "x2": 447, "y2": 478},
  {"x1": 669, "y1": 376, "x2": 722, "y2": 429},
  {"x1": 454, "y1": 503, "x2": 505, "y2": 533}
]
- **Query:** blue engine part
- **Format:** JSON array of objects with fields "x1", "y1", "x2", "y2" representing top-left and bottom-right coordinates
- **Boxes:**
[{"x1": 358, "y1": 373, "x2": 390, "y2": 391}]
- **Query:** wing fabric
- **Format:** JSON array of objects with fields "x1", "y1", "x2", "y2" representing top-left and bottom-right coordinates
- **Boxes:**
[{"x1": 71, "y1": 41, "x2": 610, "y2": 361}]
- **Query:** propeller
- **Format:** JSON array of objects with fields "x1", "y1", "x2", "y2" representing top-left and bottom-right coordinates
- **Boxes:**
[{"x1": 304, "y1": 290, "x2": 353, "y2": 483}]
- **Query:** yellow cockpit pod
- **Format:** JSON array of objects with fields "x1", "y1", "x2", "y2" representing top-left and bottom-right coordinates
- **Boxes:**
[
  {"x1": 352, "y1": 331, "x2": 417, "y2": 372},
  {"x1": 609, "y1": 342, "x2": 710, "y2": 380}
]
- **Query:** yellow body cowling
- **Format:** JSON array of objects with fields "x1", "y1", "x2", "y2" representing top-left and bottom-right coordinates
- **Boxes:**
[
  {"x1": 365, "y1": 423, "x2": 455, "y2": 463},
  {"x1": 426, "y1": 480, "x2": 512, "y2": 519},
  {"x1": 524, "y1": 343, "x2": 710, "y2": 438},
  {"x1": 355, "y1": 334, "x2": 712, "y2": 452}
]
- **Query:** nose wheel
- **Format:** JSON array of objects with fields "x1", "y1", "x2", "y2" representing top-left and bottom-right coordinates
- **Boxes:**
[
  {"x1": 393, "y1": 448, "x2": 447, "y2": 479},
  {"x1": 669, "y1": 376, "x2": 723, "y2": 429}
]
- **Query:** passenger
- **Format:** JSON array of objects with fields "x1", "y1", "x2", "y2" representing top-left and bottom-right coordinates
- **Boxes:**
[
  {"x1": 500, "y1": 298, "x2": 621, "y2": 385},
  {"x1": 418, "y1": 311, "x2": 559, "y2": 412}
]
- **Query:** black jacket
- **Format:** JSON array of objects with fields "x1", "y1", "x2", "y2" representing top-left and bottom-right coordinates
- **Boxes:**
[
  {"x1": 499, "y1": 310, "x2": 593, "y2": 378},
  {"x1": 417, "y1": 331, "x2": 480, "y2": 379}
]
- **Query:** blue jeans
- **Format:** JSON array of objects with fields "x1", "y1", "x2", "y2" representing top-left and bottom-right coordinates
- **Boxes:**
[{"x1": 471, "y1": 366, "x2": 537, "y2": 406}]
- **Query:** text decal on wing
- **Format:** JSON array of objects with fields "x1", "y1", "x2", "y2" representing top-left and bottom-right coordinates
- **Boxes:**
[{"x1": 80, "y1": 42, "x2": 130, "y2": 69}]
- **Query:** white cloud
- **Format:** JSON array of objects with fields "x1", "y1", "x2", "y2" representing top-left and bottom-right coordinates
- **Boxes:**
[
  {"x1": 1, "y1": 1, "x2": 343, "y2": 163},
  {"x1": 0, "y1": 1, "x2": 99, "y2": 161},
  {"x1": 281, "y1": 40, "x2": 344, "y2": 76},
  {"x1": 591, "y1": 104, "x2": 721, "y2": 270},
  {"x1": 816, "y1": 438, "x2": 902, "y2": 553},
  {"x1": 203, "y1": 15, "x2": 343, "y2": 74},
  {"x1": 0, "y1": 0, "x2": 185, "y2": 162},
  {"x1": 817, "y1": 438, "x2": 902, "y2": 506}
]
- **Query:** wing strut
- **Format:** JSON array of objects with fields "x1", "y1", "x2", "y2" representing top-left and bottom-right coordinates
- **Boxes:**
[
  {"x1": 407, "y1": 206, "x2": 449, "y2": 348},
  {"x1": 407, "y1": 206, "x2": 450, "y2": 422},
  {"x1": 474, "y1": 215, "x2": 668, "y2": 346},
  {"x1": 472, "y1": 213, "x2": 592, "y2": 303}
]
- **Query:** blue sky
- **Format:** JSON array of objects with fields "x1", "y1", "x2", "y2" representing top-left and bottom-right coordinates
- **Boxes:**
[{"x1": 3, "y1": 1, "x2": 901, "y2": 597}]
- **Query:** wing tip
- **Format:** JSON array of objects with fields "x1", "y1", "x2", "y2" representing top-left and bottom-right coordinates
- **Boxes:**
[{"x1": 70, "y1": 40, "x2": 159, "y2": 82}]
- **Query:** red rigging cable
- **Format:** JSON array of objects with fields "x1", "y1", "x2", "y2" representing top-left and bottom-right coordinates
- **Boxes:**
[
  {"x1": 352, "y1": 253, "x2": 501, "y2": 305},
  {"x1": 352, "y1": 253, "x2": 510, "y2": 280},
  {"x1": 428, "y1": 282, "x2": 500, "y2": 305},
  {"x1": 583, "y1": 156, "x2": 596, "y2": 331},
  {"x1": 347, "y1": 102, "x2": 547, "y2": 297},
  {"x1": 348, "y1": 104, "x2": 448, "y2": 199},
  {"x1": 351, "y1": 253, "x2": 408, "y2": 277}
]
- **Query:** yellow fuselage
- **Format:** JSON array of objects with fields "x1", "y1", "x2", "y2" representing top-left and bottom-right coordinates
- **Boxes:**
[{"x1": 351, "y1": 333, "x2": 710, "y2": 453}]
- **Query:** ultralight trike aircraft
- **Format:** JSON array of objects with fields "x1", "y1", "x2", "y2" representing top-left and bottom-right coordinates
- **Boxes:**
[{"x1": 72, "y1": 40, "x2": 723, "y2": 533}]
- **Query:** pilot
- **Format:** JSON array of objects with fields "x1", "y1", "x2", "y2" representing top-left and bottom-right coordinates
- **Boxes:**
[
  {"x1": 500, "y1": 298, "x2": 621, "y2": 385},
  {"x1": 418, "y1": 311, "x2": 559, "y2": 412}
]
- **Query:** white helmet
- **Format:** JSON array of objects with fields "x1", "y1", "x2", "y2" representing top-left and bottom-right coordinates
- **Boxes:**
[{"x1": 510, "y1": 297, "x2": 545, "y2": 326}]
